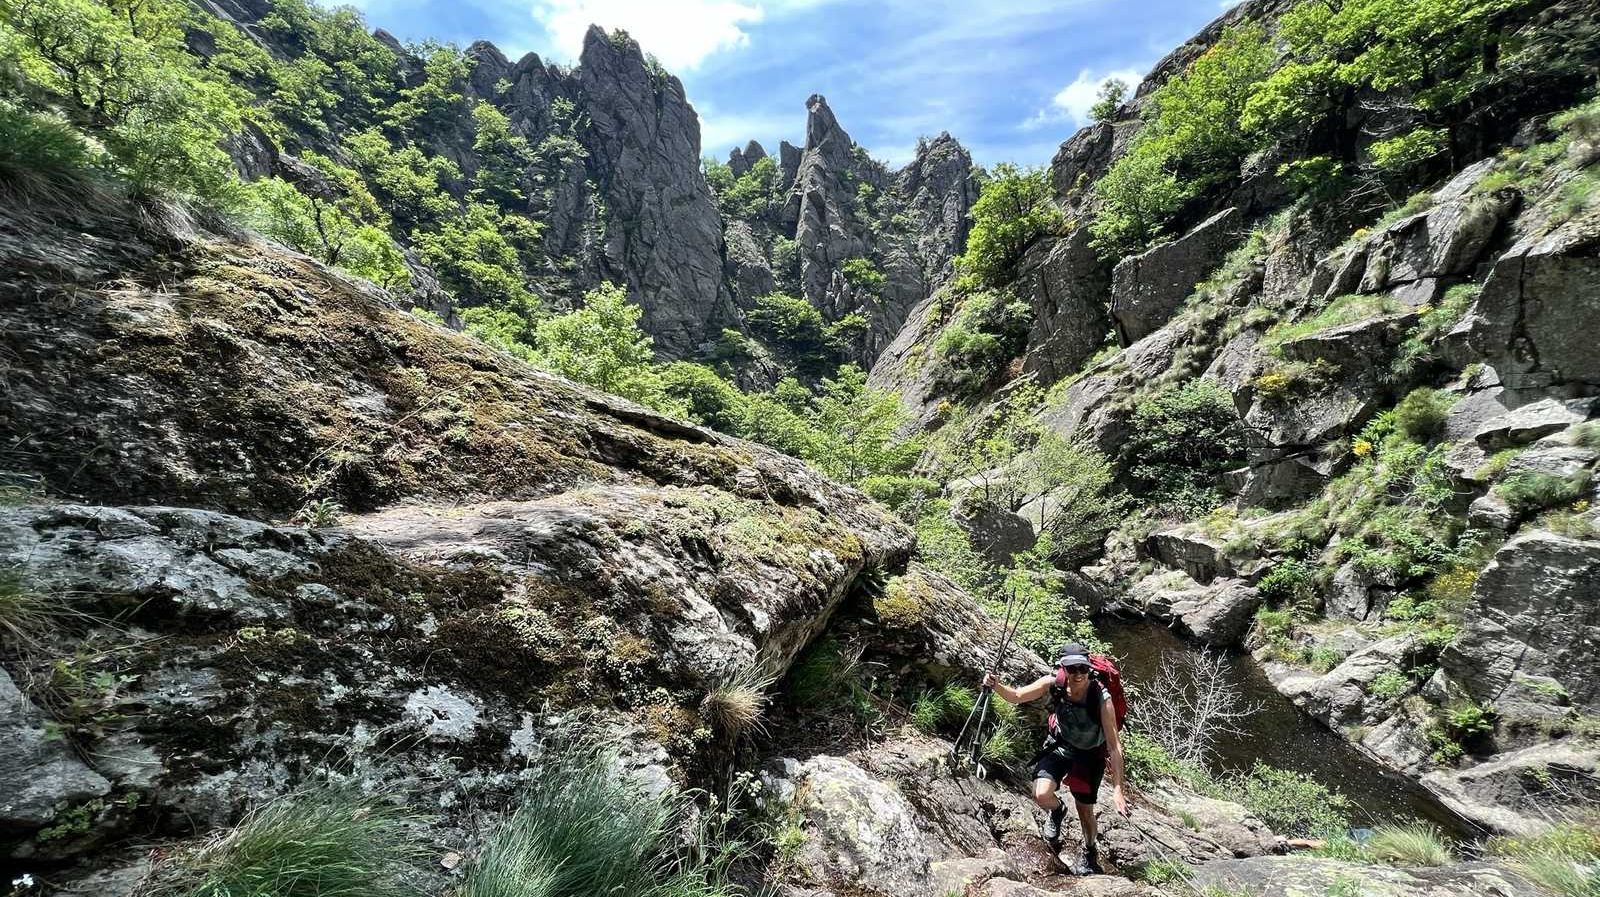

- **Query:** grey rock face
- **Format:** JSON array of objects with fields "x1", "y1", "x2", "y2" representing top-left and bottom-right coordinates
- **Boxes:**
[
  {"x1": 1420, "y1": 740, "x2": 1600, "y2": 836},
  {"x1": 1442, "y1": 530, "x2": 1600, "y2": 712},
  {"x1": 788, "y1": 95, "x2": 873, "y2": 318},
  {"x1": 1462, "y1": 218, "x2": 1600, "y2": 393},
  {"x1": 0, "y1": 669, "x2": 112, "y2": 832},
  {"x1": 575, "y1": 27, "x2": 736, "y2": 357},
  {"x1": 1471, "y1": 397, "x2": 1594, "y2": 449},
  {"x1": 723, "y1": 219, "x2": 776, "y2": 302},
  {"x1": 1271, "y1": 635, "x2": 1421, "y2": 729},
  {"x1": 1189, "y1": 857, "x2": 1539, "y2": 897},
  {"x1": 1037, "y1": 324, "x2": 1186, "y2": 458},
  {"x1": 1144, "y1": 527, "x2": 1237, "y2": 583},
  {"x1": 1020, "y1": 229, "x2": 1114, "y2": 383},
  {"x1": 1128, "y1": 570, "x2": 1262, "y2": 646},
  {"x1": 1110, "y1": 208, "x2": 1244, "y2": 345}
]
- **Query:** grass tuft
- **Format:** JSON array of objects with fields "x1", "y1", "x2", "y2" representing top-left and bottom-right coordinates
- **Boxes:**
[
  {"x1": 460, "y1": 742, "x2": 744, "y2": 897},
  {"x1": 148, "y1": 785, "x2": 428, "y2": 897},
  {"x1": 702, "y1": 665, "x2": 776, "y2": 739},
  {"x1": 0, "y1": 102, "x2": 112, "y2": 213},
  {"x1": 1365, "y1": 824, "x2": 1455, "y2": 867},
  {"x1": 1489, "y1": 822, "x2": 1600, "y2": 897}
]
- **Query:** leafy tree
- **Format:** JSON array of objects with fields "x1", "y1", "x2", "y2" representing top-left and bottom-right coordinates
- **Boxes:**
[
  {"x1": 840, "y1": 257, "x2": 885, "y2": 298},
  {"x1": 384, "y1": 40, "x2": 470, "y2": 136},
  {"x1": 461, "y1": 303, "x2": 540, "y2": 362},
  {"x1": 747, "y1": 292, "x2": 832, "y2": 363},
  {"x1": 661, "y1": 361, "x2": 747, "y2": 432},
  {"x1": 412, "y1": 201, "x2": 541, "y2": 310},
  {"x1": 1089, "y1": 24, "x2": 1272, "y2": 258},
  {"x1": 1009, "y1": 431, "x2": 1128, "y2": 563},
  {"x1": 1124, "y1": 378, "x2": 1247, "y2": 518},
  {"x1": 1242, "y1": 0, "x2": 1537, "y2": 161},
  {"x1": 258, "y1": 0, "x2": 398, "y2": 126},
  {"x1": 702, "y1": 157, "x2": 734, "y2": 194},
  {"x1": 0, "y1": 0, "x2": 248, "y2": 203},
  {"x1": 719, "y1": 155, "x2": 780, "y2": 218},
  {"x1": 470, "y1": 100, "x2": 535, "y2": 207},
  {"x1": 806, "y1": 364, "x2": 921, "y2": 485},
  {"x1": 246, "y1": 173, "x2": 406, "y2": 288},
  {"x1": 345, "y1": 127, "x2": 460, "y2": 224},
  {"x1": 1090, "y1": 78, "x2": 1129, "y2": 122},
  {"x1": 955, "y1": 163, "x2": 1063, "y2": 286},
  {"x1": 530, "y1": 282, "x2": 683, "y2": 414}
]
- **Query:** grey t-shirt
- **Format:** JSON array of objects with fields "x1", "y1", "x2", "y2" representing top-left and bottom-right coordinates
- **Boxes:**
[{"x1": 1050, "y1": 681, "x2": 1106, "y2": 751}]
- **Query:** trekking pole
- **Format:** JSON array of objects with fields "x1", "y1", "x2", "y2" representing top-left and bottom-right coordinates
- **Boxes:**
[
  {"x1": 952, "y1": 583, "x2": 1034, "y2": 777},
  {"x1": 950, "y1": 586, "x2": 1017, "y2": 767}
]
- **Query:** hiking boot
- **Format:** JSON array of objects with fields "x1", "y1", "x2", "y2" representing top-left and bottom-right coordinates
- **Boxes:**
[
  {"x1": 1068, "y1": 843, "x2": 1102, "y2": 875},
  {"x1": 1042, "y1": 805, "x2": 1065, "y2": 843}
]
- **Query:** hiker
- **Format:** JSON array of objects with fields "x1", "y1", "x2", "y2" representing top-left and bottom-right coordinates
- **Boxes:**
[{"x1": 984, "y1": 643, "x2": 1127, "y2": 874}]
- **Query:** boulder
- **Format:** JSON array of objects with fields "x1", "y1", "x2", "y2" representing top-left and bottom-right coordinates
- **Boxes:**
[
  {"x1": 0, "y1": 669, "x2": 112, "y2": 833},
  {"x1": 1421, "y1": 741, "x2": 1600, "y2": 836},
  {"x1": 1326, "y1": 562, "x2": 1397, "y2": 621},
  {"x1": 1461, "y1": 217, "x2": 1600, "y2": 392},
  {"x1": 1110, "y1": 208, "x2": 1244, "y2": 345},
  {"x1": 952, "y1": 497, "x2": 1037, "y2": 568},
  {"x1": 1020, "y1": 228, "x2": 1114, "y2": 384},
  {"x1": 1442, "y1": 530, "x2": 1600, "y2": 712},
  {"x1": 1127, "y1": 571, "x2": 1262, "y2": 646},
  {"x1": 1273, "y1": 635, "x2": 1421, "y2": 729},
  {"x1": 1471, "y1": 397, "x2": 1595, "y2": 450},
  {"x1": 785, "y1": 754, "x2": 946, "y2": 897},
  {"x1": 1365, "y1": 160, "x2": 1516, "y2": 289},
  {"x1": 1188, "y1": 856, "x2": 1539, "y2": 897},
  {"x1": 1144, "y1": 527, "x2": 1236, "y2": 583},
  {"x1": 1144, "y1": 784, "x2": 1279, "y2": 858}
]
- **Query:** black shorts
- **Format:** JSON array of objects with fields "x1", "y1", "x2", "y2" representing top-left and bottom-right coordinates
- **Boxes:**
[{"x1": 1033, "y1": 744, "x2": 1107, "y2": 805}]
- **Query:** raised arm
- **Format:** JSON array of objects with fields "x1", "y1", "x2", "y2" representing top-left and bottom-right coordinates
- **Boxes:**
[{"x1": 983, "y1": 672, "x2": 1054, "y2": 704}]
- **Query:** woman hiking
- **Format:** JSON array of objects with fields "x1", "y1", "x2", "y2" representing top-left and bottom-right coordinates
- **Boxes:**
[{"x1": 984, "y1": 642, "x2": 1127, "y2": 874}]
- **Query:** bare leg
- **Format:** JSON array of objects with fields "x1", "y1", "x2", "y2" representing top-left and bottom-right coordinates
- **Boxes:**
[
  {"x1": 1032, "y1": 778, "x2": 1063, "y2": 810},
  {"x1": 1075, "y1": 798, "x2": 1096, "y2": 844}
]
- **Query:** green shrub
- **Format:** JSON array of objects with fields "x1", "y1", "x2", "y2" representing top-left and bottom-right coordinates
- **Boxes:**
[
  {"x1": 1368, "y1": 128, "x2": 1449, "y2": 176},
  {"x1": 1496, "y1": 471, "x2": 1591, "y2": 516},
  {"x1": 1232, "y1": 762, "x2": 1350, "y2": 839},
  {"x1": 1393, "y1": 388, "x2": 1452, "y2": 443},
  {"x1": 930, "y1": 290, "x2": 1032, "y2": 395},
  {"x1": 840, "y1": 257, "x2": 886, "y2": 297},
  {"x1": 1570, "y1": 422, "x2": 1600, "y2": 450},
  {"x1": 1370, "y1": 671, "x2": 1411, "y2": 699},
  {"x1": 1366, "y1": 824, "x2": 1455, "y2": 867},
  {"x1": 747, "y1": 292, "x2": 830, "y2": 360},
  {"x1": 1257, "y1": 559, "x2": 1319, "y2": 607},
  {"x1": 149, "y1": 786, "x2": 427, "y2": 897},
  {"x1": 955, "y1": 163, "x2": 1063, "y2": 286},
  {"x1": 1124, "y1": 379, "x2": 1247, "y2": 518}
]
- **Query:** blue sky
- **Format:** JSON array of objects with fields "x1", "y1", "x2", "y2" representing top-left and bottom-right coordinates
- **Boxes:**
[{"x1": 341, "y1": 0, "x2": 1240, "y2": 168}]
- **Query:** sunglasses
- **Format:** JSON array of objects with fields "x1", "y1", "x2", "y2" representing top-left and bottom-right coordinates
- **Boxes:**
[{"x1": 1062, "y1": 666, "x2": 1091, "y2": 676}]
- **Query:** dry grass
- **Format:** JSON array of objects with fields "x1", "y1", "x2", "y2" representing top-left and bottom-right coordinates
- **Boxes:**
[{"x1": 701, "y1": 665, "x2": 777, "y2": 739}]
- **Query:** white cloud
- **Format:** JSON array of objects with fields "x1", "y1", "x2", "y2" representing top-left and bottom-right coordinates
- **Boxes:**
[
  {"x1": 532, "y1": 0, "x2": 834, "y2": 71},
  {"x1": 1023, "y1": 66, "x2": 1143, "y2": 131}
]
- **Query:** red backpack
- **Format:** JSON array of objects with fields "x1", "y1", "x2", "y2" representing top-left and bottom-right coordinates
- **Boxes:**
[{"x1": 1047, "y1": 653, "x2": 1128, "y2": 737}]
